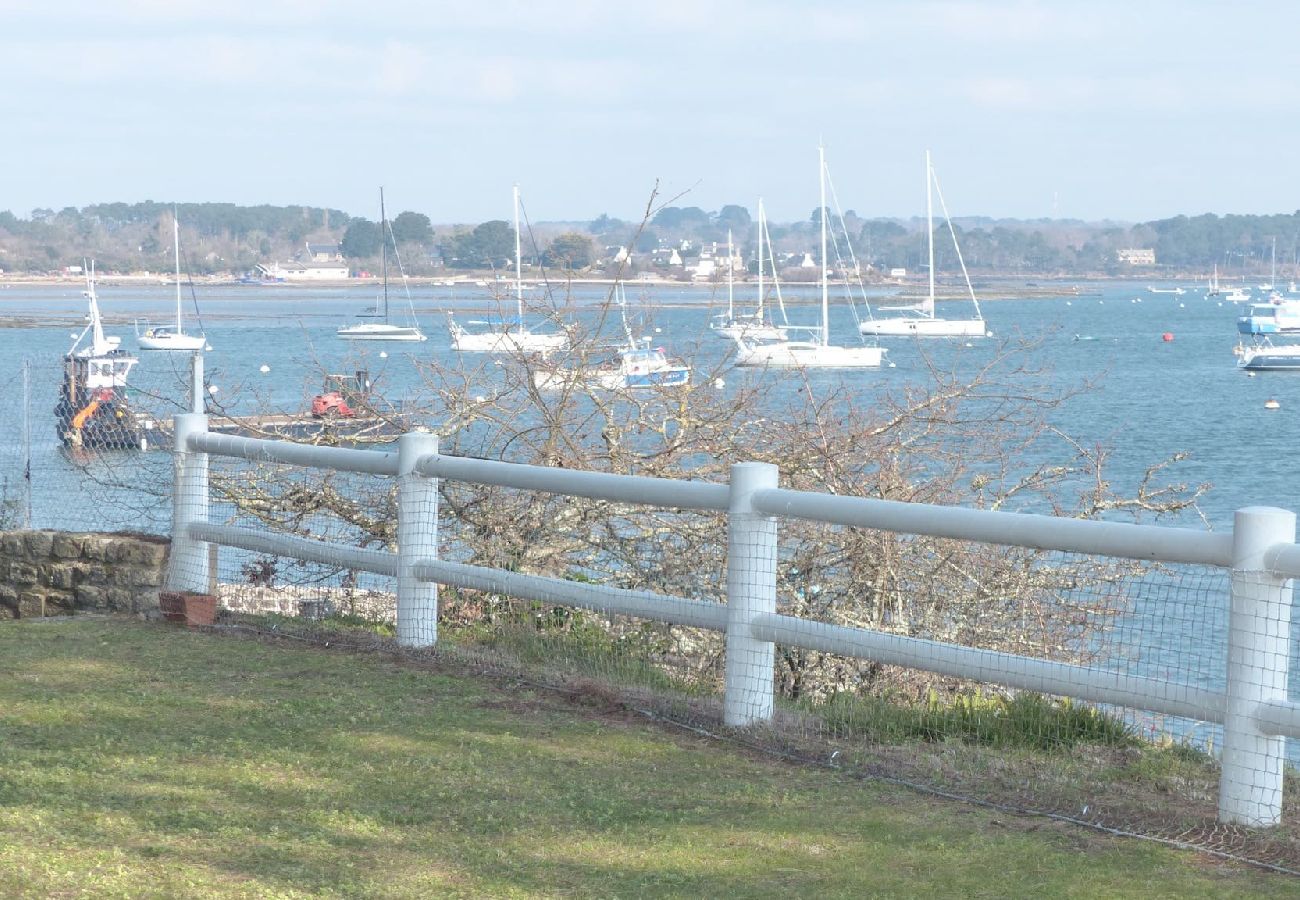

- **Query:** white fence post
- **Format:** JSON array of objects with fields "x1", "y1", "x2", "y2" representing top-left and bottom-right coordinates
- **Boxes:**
[
  {"x1": 397, "y1": 430, "x2": 439, "y2": 647},
  {"x1": 1219, "y1": 505, "x2": 1295, "y2": 827},
  {"x1": 724, "y1": 462, "x2": 778, "y2": 726},
  {"x1": 167, "y1": 412, "x2": 210, "y2": 592}
]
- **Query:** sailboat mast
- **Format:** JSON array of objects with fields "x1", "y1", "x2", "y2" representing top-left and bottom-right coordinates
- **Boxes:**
[
  {"x1": 756, "y1": 199, "x2": 764, "y2": 320},
  {"x1": 819, "y1": 143, "x2": 829, "y2": 347},
  {"x1": 514, "y1": 184, "x2": 523, "y2": 323},
  {"x1": 926, "y1": 149, "x2": 935, "y2": 316},
  {"x1": 173, "y1": 214, "x2": 182, "y2": 331},
  {"x1": 726, "y1": 230, "x2": 734, "y2": 318},
  {"x1": 379, "y1": 187, "x2": 390, "y2": 323}
]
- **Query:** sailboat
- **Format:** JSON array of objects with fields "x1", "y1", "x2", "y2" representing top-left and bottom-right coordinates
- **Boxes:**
[
  {"x1": 1207, "y1": 264, "x2": 1221, "y2": 298},
  {"x1": 57, "y1": 261, "x2": 147, "y2": 448},
  {"x1": 448, "y1": 185, "x2": 567, "y2": 354},
  {"x1": 534, "y1": 283, "x2": 689, "y2": 390},
  {"x1": 137, "y1": 216, "x2": 207, "y2": 351},
  {"x1": 337, "y1": 188, "x2": 427, "y2": 341},
  {"x1": 1260, "y1": 237, "x2": 1277, "y2": 293},
  {"x1": 709, "y1": 207, "x2": 789, "y2": 341},
  {"x1": 733, "y1": 145, "x2": 886, "y2": 368},
  {"x1": 859, "y1": 151, "x2": 987, "y2": 338}
]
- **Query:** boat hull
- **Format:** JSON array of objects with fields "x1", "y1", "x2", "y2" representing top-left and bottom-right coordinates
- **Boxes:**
[
  {"x1": 858, "y1": 317, "x2": 987, "y2": 337},
  {"x1": 1236, "y1": 304, "x2": 1300, "y2": 335},
  {"x1": 450, "y1": 327, "x2": 567, "y2": 354},
  {"x1": 137, "y1": 332, "x2": 207, "y2": 351},
  {"x1": 1239, "y1": 346, "x2": 1300, "y2": 371},
  {"x1": 535, "y1": 366, "x2": 690, "y2": 391},
  {"x1": 336, "y1": 324, "x2": 427, "y2": 342},
  {"x1": 734, "y1": 340, "x2": 886, "y2": 368},
  {"x1": 710, "y1": 318, "x2": 789, "y2": 342}
]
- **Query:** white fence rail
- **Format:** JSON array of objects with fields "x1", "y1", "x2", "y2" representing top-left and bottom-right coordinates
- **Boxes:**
[{"x1": 168, "y1": 413, "x2": 1300, "y2": 828}]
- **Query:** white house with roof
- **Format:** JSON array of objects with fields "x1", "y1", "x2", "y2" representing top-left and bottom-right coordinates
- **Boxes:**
[
  {"x1": 305, "y1": 241, "x2": 343, "y2": 262},
  {"x1": 259, "y1": 260, "x2": 350, "y2": 281},
  {"x1": 1117, "y1": 248, "x2": 1156, "y2": 265}
]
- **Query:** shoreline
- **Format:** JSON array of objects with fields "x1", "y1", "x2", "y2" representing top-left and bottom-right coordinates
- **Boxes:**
[{"x1": 0, "y1": 273, "x2": 1212, "y2": 303}]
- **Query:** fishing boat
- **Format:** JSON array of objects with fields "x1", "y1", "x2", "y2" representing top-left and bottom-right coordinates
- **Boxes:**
[
  {"x1": 709, "y1": 206, "x2": 790, "y2": 342},
  {"x1": 859, "y1": 151, "x2": 987, "y2": 338},
  {"x1": 534, "y1": 284, "x2": 688, "y2": 390},
  {"x1": 449, "y1": 185, "x2": 567, "y2": 354},
  {"x1": 1238, "y1": 300, "x2": 1300, "y2": 335},
  {"x1": 1237, "y1": 338, "x2": 1300, "y2": 371},
  {"x1": 735, "y1": 145, "x2": 886, "y2": 368},
  {"x1": 137, "y1": 216, "x2": 207, "y2": 351},
  {"x1": 57, "y1": 262, "x2": 151, "y2": 449},
  {"x1": 338, "y1": 188, "x2": 427, "y2": 341}
]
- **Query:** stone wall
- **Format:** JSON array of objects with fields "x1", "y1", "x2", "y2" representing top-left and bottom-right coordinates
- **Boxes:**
[{"x1": 0, "y1": 530, "x2": 170, "y2": 618}]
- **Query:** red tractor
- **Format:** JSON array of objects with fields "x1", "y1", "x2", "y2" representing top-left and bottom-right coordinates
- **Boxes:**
[
  {"x1": 310, "y1": 369, "x2": 370, "y2": 418},
  {"x1": 310, "y1": 391, "x2": 355, "y2": 418}
]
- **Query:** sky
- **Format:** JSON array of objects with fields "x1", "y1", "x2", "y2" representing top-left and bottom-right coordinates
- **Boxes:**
[{"x1": 2, "y1": 1, "x2": 1299, "y2": 225}]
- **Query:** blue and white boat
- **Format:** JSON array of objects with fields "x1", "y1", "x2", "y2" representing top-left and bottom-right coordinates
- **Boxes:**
[
  {"x1": 1237, "y1": 339, "x2": 1300, "y2": 371},
  {"x1": 1237, "y1": 301, "x2": 1300, "y2": 335}
]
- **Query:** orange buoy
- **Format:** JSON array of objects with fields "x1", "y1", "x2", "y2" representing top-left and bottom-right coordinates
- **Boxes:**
[{"x1": 1162, "y1": 332, "x2": 1174, "y2": 342}]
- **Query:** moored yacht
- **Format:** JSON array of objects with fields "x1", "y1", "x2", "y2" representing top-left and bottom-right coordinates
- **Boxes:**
[{"x1": 1237, "y1": 339, "x2": 1300, "y2": 371}]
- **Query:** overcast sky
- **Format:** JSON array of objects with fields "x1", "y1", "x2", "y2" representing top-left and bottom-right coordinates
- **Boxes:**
[{"x1": 2, "y1": 1, "x2": 1296, "y2": 225}]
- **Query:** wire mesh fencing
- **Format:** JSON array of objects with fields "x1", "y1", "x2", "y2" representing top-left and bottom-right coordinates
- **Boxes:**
[
  {"x1": 0, "y1": 352, "x2": 192, "y2": 534},
  {"x1": 115, "y1": 423, "x2": 1300, "y2": 870}
]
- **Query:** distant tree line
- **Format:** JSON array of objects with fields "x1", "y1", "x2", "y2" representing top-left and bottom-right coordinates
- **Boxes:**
[{"x1": 3, "y1": 198, "x2": 1300, "y2": 277}]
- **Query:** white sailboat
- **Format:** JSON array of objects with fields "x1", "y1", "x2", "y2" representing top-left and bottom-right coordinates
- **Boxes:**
[
  {"x1": 860, "y1": 151, "x2": 987, "y2": 338},
  {"x1": 1259, "y1": 237, "x2": 1277, "y2": 292},
  {"x1": 733, "y1": 145, "x2": 887, "y2": 369},
  {"x1": 534, "y1": 283, "x2": 689, "y2": 390},
  {"x1": 1207, "y1": 264, "x2": 1221, "y2": 297},
  {"x1": 449, "y1": 185, "x2": 567, "y2": 354},
  {"x1": 338, "y1": 188, "x2": 427, "y2": 341},
  {"x1": 137, "y1": 216, "x2": 207, "y2": 351},
  {"x1": 709, "y1": 206, "x2": 789, "y2": 341}
]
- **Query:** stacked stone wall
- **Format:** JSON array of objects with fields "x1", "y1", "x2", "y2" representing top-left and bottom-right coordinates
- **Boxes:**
[{"x1": 0, "y1": 531, "x2": 169, "y2": 618}]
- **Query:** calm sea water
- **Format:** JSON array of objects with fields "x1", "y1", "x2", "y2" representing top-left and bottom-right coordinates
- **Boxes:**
[
  {"x1": 0, "y1": 277, "x2": 1287, "y2": 531},
  {"x1": 2, "y1": 278, "x2": 1294, "y2": 749}
]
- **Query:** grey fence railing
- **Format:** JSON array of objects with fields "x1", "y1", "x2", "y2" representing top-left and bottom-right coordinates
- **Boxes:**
[{"x1": 165, "y1": 412, "x2": 1300, "y2": 829}]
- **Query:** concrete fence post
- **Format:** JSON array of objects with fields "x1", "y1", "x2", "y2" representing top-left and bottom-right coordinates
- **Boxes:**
[
  {"x1": 396, "y1": 430, "x2": 439, "y2": 647},
  {"x1": 1219, "y1": 505, "x2": 1295, "y2": 827},
  {"x1": 724, "y1": 462, "x2": 779, "y2": 726},
  {"x1": 167, "y1": 412, "x2": 210, "y2": 592}
]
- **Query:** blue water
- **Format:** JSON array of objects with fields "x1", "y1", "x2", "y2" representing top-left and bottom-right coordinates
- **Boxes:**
[
  {"x1": 5, "y1": 278, "x2": 1296, "y2": 754},
  {"x1": 0, "y1": 278, "x2": 1290, "y2": 531}
]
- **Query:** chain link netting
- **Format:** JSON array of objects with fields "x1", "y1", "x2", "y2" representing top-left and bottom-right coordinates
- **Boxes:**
[
  {"x1": 6, "y1": 344, "x2": 1300, "y2": 869},
  {"x1": 0, "y1": 352, "x2": 191, "y2": 533}
]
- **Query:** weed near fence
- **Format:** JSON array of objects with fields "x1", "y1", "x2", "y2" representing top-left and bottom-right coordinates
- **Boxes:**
[{"x1": 2, "y1": 616, "x2": 1297, "y2": 898}]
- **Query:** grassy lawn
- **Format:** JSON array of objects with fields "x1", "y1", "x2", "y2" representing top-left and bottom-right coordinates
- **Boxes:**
[{"x1": 0, "y1": 618, "x2": 1295, "y2": 898}]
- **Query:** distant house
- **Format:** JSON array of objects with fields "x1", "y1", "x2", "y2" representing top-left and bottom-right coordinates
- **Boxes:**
[
  {"x1": 889, "y1": 267, "x2": 907, "y2": 279},
  {"x1": 260, "y1": 261, "x2": 350, "y2": 281},
  {"x1": 692, "y1": 258, "x2": 716, "y2": 281},
  {"x1": 304, "y1": 241, "x2": 344, "y2": 263},
  {"x1": 1117, "y1": 248, "x2": 1156, "y2": 265}
]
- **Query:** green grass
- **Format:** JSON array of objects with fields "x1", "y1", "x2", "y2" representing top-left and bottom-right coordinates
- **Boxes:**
[
  {"x1": 0, "y1": 618, "x2": 1295, "y2": 898},
  {"x1": 814, "y1": 688, "x2": 1140, "y2": 751}
]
